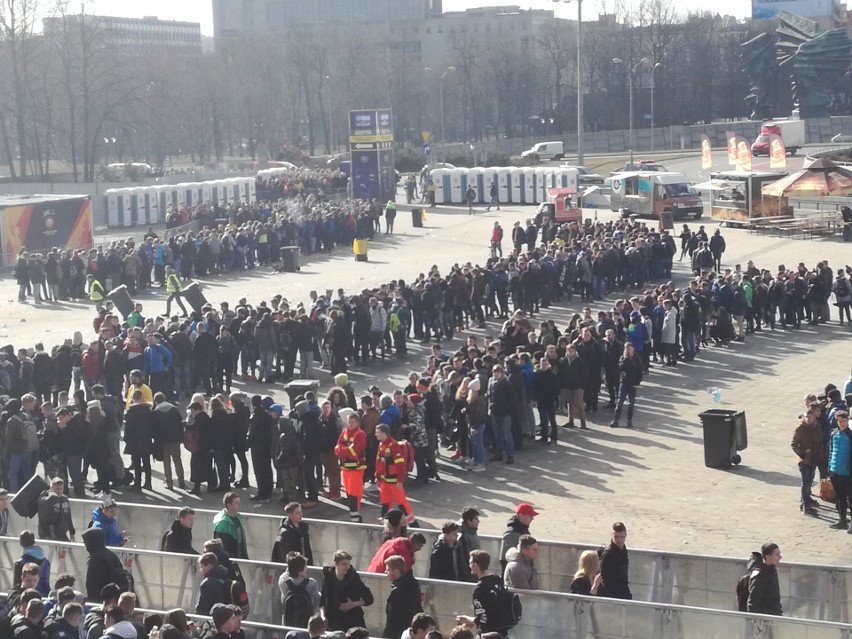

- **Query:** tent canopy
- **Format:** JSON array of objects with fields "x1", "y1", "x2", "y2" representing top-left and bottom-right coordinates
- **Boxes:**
[{"x1": 761, "y1": 158, "x2": 852, "y2": 197}]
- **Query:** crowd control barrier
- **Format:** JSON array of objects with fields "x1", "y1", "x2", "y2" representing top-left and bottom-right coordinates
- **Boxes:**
[
  {"x1": 7, "y1": 499, "x2": 852, "y2": 624},
  {"x1": 2, "y1": 538, "x2": 850, "y2": 639}
]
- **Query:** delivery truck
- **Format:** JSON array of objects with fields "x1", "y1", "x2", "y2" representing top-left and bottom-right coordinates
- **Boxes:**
[
  {"x1": 609, "y1": 171, "x2": 704, "y2": 220},
  {"x1": 751, "y1": 120, "x2": 805, "y2": 156},
  {"x1": 521, "y1": 141, "x2": 564, "y2": 161}
]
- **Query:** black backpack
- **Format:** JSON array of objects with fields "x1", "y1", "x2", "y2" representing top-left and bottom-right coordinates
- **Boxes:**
[
  {"x1": 489, "y1": 579, "x2": 522, "y2": 631},
  {"x1": 736, "y1": 571, "x2": 752, "y2": 612},
  {"x1": 283, "y1": 578, "x2": 312, "y2": 628}
]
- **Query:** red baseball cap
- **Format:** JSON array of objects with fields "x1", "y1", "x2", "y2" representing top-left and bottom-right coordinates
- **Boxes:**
[{"x1": 516, "y1": 503, "x2": 539, "y2": 518}]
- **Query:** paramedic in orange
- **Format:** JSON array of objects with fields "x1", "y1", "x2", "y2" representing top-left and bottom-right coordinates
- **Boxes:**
[
  {"x1": 375, "y1": 423, "x2": 415, "y2": 524},
  {"x1": 335, "y1": 412, "x2": 367, "y2": 522}
]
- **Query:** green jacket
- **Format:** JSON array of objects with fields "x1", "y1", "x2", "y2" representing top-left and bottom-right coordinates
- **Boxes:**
[{"x1": 213, "y1": 509, "x2": 248, "y2": 559}]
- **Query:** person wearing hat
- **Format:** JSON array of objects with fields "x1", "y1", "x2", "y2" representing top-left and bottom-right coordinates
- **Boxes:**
[
  {"x1": 833, "y1": 270, "x2": 852, "y2": 325},
  {"x1": 374, "y1": 424, "x2": 415, "y2": 525},
  {"x1": 210, "y1": 603, "x2": 241, "y2": 638},
  {"x1": 498, "y1": 503, "x2": 538, "y2": 571},
  {"x1": 335, "y1": 412, "x2": 367, "y2": 523},
  {"x1": 90, "y1": 498, "x2": 126, "y2": 547},
  {"x1": 164, "y1": 266, "x2": 189, "y2": 317}
]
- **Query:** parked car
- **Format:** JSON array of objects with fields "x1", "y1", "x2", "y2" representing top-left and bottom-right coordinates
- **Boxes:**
[
  {"x1": 612, "y1": 160, "x2": 668, "y2": 174},
  {"x1": 562, "y1": 165, "x2": 605, "y2": 185}
]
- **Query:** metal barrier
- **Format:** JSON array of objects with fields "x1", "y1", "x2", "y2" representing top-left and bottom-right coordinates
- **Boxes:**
[
  {"x1": 6, "y1": 499, "x2": 852, "y2": 624},
  {"x1": 1, "y1": 537, "x2": 849, "y2": 639}
]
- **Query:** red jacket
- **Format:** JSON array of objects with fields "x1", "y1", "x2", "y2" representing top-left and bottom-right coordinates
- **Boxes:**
[
  {"x1": 335, "y1": 426, "x2": 366, "y2": 470},
  {"x1": 82, "y1": 348, "x2": 101, "y2": 380},
  {"x1": 375, "y1": 437, "x2": 407, "y2": 484},
  {"x1": 367, "y1": 537, "x2": 416, "y2": 574}
]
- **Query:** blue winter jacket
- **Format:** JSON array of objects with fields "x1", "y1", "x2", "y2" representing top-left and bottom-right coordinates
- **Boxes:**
[
  {"x1": 829, "y1": 429, "x2": 852, "y2": 476},
  {"x1": 90, "y1": 508, "x2": 123, "y2": 547},
  {"x1": 141, "y1": 343, "x2": 173, "y2": 377}
]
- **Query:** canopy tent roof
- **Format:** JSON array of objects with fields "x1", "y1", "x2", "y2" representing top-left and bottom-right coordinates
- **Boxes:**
[{"x1": 762, "y1": 158, "x2": 852, "y2": 197}]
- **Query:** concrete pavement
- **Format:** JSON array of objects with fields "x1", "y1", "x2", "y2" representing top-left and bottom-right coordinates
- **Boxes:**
[{"x1": 2, "y1": 202, "x2": 851, "y2": 566}]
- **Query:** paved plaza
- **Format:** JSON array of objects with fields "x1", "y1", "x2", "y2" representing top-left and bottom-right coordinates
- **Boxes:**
[{"x1": 3, "y1": 201, "x2": 851, "y2": 566}]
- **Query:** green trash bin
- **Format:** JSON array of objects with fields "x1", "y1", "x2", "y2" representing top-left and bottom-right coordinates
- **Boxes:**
[{"x1": 699, "y1": 409, "x2": 746, "y2": 468}]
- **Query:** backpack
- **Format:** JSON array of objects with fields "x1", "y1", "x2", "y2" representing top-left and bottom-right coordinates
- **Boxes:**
[
  {"x1": 735, "y1": 572, "x2": 751, "y2": 612},
  {"x1": 225, "y1": 579, "x2": 250, "y2": 618},
  {"x1": 490, "y1": 579, "x2": 523, "y2": 631},
  {"x1": 282, "y1": 578, "x2": 312, "y2": 628},
  {"x1": 399, "y1": 440, "x2": 415, "y2": 473},
  {"x1": 23, "y1": 418, "x2": 40, "y2": 452}
]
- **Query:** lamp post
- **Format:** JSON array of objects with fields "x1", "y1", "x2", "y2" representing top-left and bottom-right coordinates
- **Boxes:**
[
  {"x1": 612, "y1": 57, "x2": 648, "y2": 164},
  {"x1": 552, "y1": 0, "x2": 584, "y2": 164},
  {"x1": 650, "y1": 62, "x2": 661, "y2": 153},
  {"x1": 425, "y1": 66, "x2": 456, "y2": 147}
]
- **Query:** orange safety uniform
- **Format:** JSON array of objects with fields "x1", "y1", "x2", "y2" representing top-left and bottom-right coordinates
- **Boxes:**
[
  {"x1": 375, "y1": 437, "x2": 414, "y2": 522},
  {"x1": 335, "y1": 425, "x2": 367, "y2": 520}
]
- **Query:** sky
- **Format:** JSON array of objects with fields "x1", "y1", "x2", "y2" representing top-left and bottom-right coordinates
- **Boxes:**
[{"x1": 81, "y1": 0, "x2": 752, "y2": 35}]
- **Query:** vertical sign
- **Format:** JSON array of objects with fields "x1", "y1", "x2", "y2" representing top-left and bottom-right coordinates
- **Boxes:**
[
  {"x1": 768, "y1": 133, "x2": 787, "y2": 169},
  {"x1": 349, "y1": 109, "x2": 395, "y2": 202},
  {"x1": 735, "y1": 135, "x2": 752, "y2": 172},
  {"x1": 700, "y1": 134, "x2": 713, "y2": 171},
  {"x1": 726, "y1": 130, "x2": 738, "y2": 166}
]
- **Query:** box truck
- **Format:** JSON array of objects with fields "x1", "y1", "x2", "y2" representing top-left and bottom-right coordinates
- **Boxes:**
[{"x1": 751, "y1": 120, "x2": 805, "y2": 156}]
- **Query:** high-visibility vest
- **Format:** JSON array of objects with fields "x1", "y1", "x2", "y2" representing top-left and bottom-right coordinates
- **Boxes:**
[
  {"x1": 166, "y1": 273, "x2": 181, "y2": 294},
  {"x1": 89, "y1": 280, "x2": 105, "y2": 302}
]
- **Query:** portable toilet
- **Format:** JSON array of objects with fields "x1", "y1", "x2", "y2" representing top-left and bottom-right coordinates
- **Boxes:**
[
  {"x1": 144, "y1": 187, "x2": 160, "y2": 225},
  {"x1": 201, "y1": 182, "x2": 213, "y2": 206},
  {"x1": 522, "y1": 168, "x2": 536, "y2": 204},
  {"x1": 126, "y1": 187, "x2": 143, "y2": 226},
  {"x1": 105, "y1": 188, "x2": 122, "y2": 227},
  {"x1": 466, "y1": 168, "x2": 484, "y2": 203},
  {"x1": 563, "y1": 167, "x2": 579, "y2": 192},
  {"x1": 213, "y1": 180, "x2": 228, "y2": 206},
  {"x1": 152, "y1": 185, "x2": 169, "y2": 218},
  {"x1": 509, "y1": 167, "x2": 523, "y2": 204},
  {"x1": 482, "y1": 167, "x2": 497, "y2": 203},
  {"x1": 448, "y1": 168, "x2": 464, "y2": 204},
  {"x1": 431, "y1": 169, "x2": 448, "y2": 204},
  {"x1": 231, "y1": 178, "x2": 244, "y2": 203},
  {"x1": 247, "y1": 178, "x2": 256, "y2": 201},
  {"x1": 496, "y1": 167, "x2": 511, "y2": 203},
  {"x1": 534, "y1": 168, "x2": 547, "y2": 204}
]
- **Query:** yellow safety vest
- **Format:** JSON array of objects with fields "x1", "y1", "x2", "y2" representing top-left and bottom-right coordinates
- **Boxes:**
[
  {"x1": 166, "y1": 273, "x2": 181, "y2": 294},
  {"x1": 89, "y1": 280, "x2": 105, "y2": 302}
]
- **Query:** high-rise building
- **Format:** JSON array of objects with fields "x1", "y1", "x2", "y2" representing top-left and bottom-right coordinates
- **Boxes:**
[{"x1": 43, "y1": 15, "x2": 202, "y2": 54}]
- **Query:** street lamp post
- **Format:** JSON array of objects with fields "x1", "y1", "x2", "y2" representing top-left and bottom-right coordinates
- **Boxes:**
[
  {"x1": 552, "y1": 0, "x2": 584, "y2": 165},
  {"x1": 650, "y1": 62, "x2": 661, "y2": 153},
  {"x1": 612, "y1": 57, "x2": 648, "y2": 164},
  {"x1": 425, "y1": 66, "x2": 456, "y2": 161}
]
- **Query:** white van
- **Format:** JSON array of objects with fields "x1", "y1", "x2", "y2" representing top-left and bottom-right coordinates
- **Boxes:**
[{"x1": 521, "y1": 141, "x2": 564, "y2": 162}]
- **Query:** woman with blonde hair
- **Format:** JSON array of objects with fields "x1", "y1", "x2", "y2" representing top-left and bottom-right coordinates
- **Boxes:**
[
  {"x1": 570, "y1": 549, "x2": 603, "y2": 595},
  {"x1": 466, "y1": 377, "x2": 487, "y2": 471},
  {"x1": 450, "y1": 377, "x2": 471, "y2": 464}
]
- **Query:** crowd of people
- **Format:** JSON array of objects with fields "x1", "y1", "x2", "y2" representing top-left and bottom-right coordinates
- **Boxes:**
[
  {"x1": 2, "y1": 197, "x2": 851, "y2": 637},
  {"x1": 255, "y1": 168, "x2": 349, "y2": 201}
]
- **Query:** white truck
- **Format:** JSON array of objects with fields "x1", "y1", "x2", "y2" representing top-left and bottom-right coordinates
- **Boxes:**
[
  {"x1": 521, "y1": 141, "x2": 564, "y2": 161},
  {"x1": 751, "y1": 120, "x2": 805, "y2": 156}
]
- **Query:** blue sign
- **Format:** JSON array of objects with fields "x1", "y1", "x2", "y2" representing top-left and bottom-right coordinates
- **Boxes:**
[
  {"x1": 423, "y1": 144, "x2": 431, "y2": 156},
  {"x1": 352, "y1": 150, "x2": 379, "y2": 200}
]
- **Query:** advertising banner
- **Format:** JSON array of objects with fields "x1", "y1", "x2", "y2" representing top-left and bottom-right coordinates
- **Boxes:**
[
  {"x1": 768, "y1": 133, "x2": 787, "y2": 169},
  {"x1": 726, "y1": 130, "x2": 738, "y2": 166},
  {"x1": 349, "y1": 110, "x2": 377, "y2": 143},
  {"x1": 379, "y1": 148, "x2": 396, "y2": 203},
  {"x1": 700, "y1": 134, "x2": 713, "y2": 171},
  {"x1": 377, "y1": 109, "x2": 393, "y2": 142},
  {"x1": 351, "y1": 150, "x2": 380, "y2": 200},
  {"x1": 735, "y1": 135, "x2": 753, "y2": 171},
  {"x1": 1, "y1": 196, "x2": 92, "y2": 265}
]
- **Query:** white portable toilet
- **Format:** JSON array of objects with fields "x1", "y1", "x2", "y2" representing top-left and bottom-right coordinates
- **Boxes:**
[
  {"x1": 496, "y1": 167, "x2": 511, "y2": 203},
  {"x1": 522, "y1": 168, "x2": 536, "y2": 204},
  {"x1": 105, "y1": 189, "x2": 121, "y2": 227},
  {"x1": 448, "y1": 168, "x2": 464, "y2": 204},
  {"x1": 231, "y1": 178, "x2": 244, "y2": 203},
  {"x1": 247, "y1": 178, "x2": 256, "y2": 201},
  {"x1": 509, "y1": 167, "x2": 523, "y2": 204},
  {"x1": 563, "y1": 167, "x2": 579, "y2": 193},
  {"x1": 152, "y1": 185, "x2": 169, "y2": 219},
  {"x1": 482, "y1": 167, "x2": 497, "y2": 203},
  {"x1": 118, "y1": 188, "x2": 133, "y2": 226},
  {"x1": 431, "y1": 169, "x2": 448, "y2": 204},
  {"x1": 144, "y1": 187, "x2": 160, "y2": 225},
  {"x1": 220, "y1": 179, "x2": 234, "y2": 205},
  {"x1": 535, "y1": 168, "x2": 548, "y2": 204},
  {"x1": 201, "y1": 182, "x2": 213, "y2": 206},
  {"x1": 213, "y1": 180, "x2": 228, "y2": 206},
  {"x1": 127, "y1": 187, "x2": 143, "y2": 226}
]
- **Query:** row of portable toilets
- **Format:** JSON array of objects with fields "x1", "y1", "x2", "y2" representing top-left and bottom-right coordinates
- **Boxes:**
[
  {"x1": 430, "y1": 166, "x2": 579, "y2": 206},
  {"x1": 105, "y1": 177, "x2": 257, "y2": 227}
]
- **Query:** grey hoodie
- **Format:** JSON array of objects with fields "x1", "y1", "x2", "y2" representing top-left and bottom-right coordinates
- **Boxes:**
[{"x1": 503, "y1": 546, "x2": 539, "y2": 590}]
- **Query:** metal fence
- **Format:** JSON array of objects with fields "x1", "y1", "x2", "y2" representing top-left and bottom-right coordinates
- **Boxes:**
[
  {"x1": 1, "y1": 537, "x2": 849, "y2": 639},
  {"x1": 6, "y1": 499, "x2": 851, "y2": 625}
]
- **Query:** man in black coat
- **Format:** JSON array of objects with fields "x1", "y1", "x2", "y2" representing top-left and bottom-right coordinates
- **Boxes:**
[
  {"x1": 599, "y1": 522, "x2": 632, "y2": 600},
  {"x1": 428, "y1": 521, "x2": 469, "y2": 582},
  {"x1": 601, "y1": 330, "x2": 624, "y2": 408},
  {"x1": 747, "y1": 543, "x2": 783, "y2": 616},
  {"x1": 83, "y1": 527, "x2": 130, "y2": 602},
  {"x1": 247, "y1": 396, "x2": 274, "y2": 500},
  {"x1": 229, "y1": 393, "x2": 251, "y2": 488},
  {"x1": 161, "y1": 507, "x2": 198, "y2": 554},
  {"x1": 270, "y1": 502, "x2": 313, "y2": 564},
  {"x1": 533, "y1": 357, "x2": 560, "y2": 444},
  {"x1": 560, "y1": 344, "x2": 588, "y2": 429},
  {"x1": 382, "y1": 555, "x2": 422, "y2": 639}
]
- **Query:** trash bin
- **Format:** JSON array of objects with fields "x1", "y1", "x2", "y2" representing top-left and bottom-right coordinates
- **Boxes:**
[
  {"x1": 182, "y1": 282, "x2": 209, "y2": 314},
  {"x1": 353, "y1": 238, "x2": 368, "y2": 262},
  {"x1": 107, "y1": 284, "x2": 134, "y2": 319},
  {"x1": 699, "y1": 409, "x2": 747, "y2": 468},
  {"x1": 411, "y1": 208, "x2": 423, "y2": 228},
  {"x1": 280, "y1": 246, "x2": 300, "y2": 272},
  {"x1": 284, "y1": 379, "x2": 320, "y2": 409}
]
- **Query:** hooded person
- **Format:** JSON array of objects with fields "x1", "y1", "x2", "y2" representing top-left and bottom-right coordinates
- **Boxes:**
[
  {"x1": 105, "y1": 621, "x2": 139, "y2": 639},
  {"x1": 82, "y1": 527, "x2": 130, "y2": 601},
  {"x1": 152, "y1": 393, "x2": 187, "y2": 491},
  {"x1": 334, "y1": 374, "x2": 358, "y2": 408}
]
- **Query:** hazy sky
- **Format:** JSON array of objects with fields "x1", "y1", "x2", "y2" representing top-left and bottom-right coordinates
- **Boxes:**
[{"x1": 81, "y1": 0, "x2": 751, "y2": 35}]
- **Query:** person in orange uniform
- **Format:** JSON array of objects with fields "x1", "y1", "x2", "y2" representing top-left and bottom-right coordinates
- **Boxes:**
[
  {"x1": 375, "y1": 423, "x2": 415, "y2": 524},
  {"x1": 335, "y1": 412, "x2": 367, "y2": 522}
]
